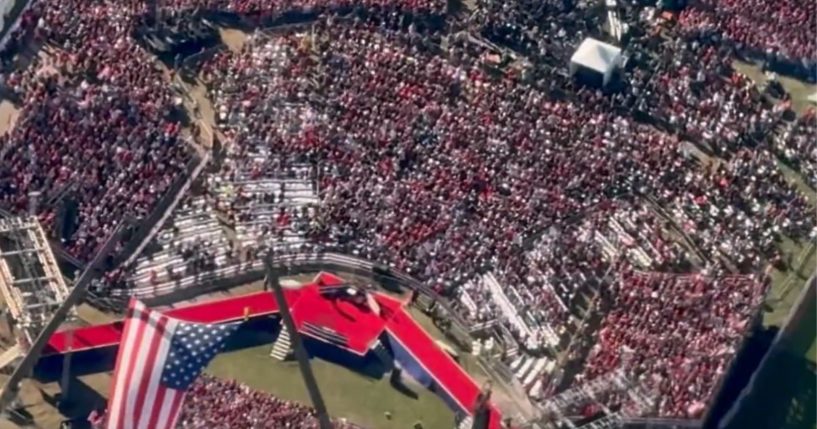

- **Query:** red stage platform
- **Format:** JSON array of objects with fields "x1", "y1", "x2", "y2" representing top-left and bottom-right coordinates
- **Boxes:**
[
  {"x1": 44, "y1": 272, "x2": 505, "y2": 426},
  {"x1": 288, "y1": 280, "x2": 400, "y2": 354},
  {"x1": 46, "y1": 287, "x2": 300, "y2": 355},
  {"x1": 47, "y1": 272, "x2": 393, "y2": 356},
  {"x1": 386, "y1": 306, "x2": 503, "y2": 429}
]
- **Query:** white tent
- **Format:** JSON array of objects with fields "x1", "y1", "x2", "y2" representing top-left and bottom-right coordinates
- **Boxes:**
[{"x1": 569, "y1": 38, "x2": 623, "y2": 86}]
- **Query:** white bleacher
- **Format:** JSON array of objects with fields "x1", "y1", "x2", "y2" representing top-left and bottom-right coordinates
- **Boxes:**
[
  {"x1": 511, "y1": 355, "x2": 553, "y2": 397},
  {"x1": 492, "y1": 207, "x2": 684, "y2": 405},
  {"x1": 456, "y1": 287, "x2": 479, "y2": 320},
  {"x1": 119, "y1": 197, "x2": 234, "y2": 297},
  {"x1": 524, "y1": 357, "x2": 548, "y2": 386},
  {"x1": 529, "y1": 379, "x2": 544, "y2": 398},
  {"x1": 483, "y1": 272, "x2": 534, "y2": 339},
  {"x1": 510, "y1": 355, "x2": 525, "y2": 372},
  {"x1": 515, "y1": 356, "x2": 536, "y2": 381},
  {"x1": 211, "y1": 160, "x2": 318, "y2": 254}
]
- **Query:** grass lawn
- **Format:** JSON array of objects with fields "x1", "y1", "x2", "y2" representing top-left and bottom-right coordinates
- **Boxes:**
[
  {"x1": 206, "y1": 345, "x2": 455, "y2": 429},
  {"x1": 203, "y1": 304, "x2": 523, "y2": 429},
  {"x1": 203, "y1": 299, "x2": 463, "y2": 429}
]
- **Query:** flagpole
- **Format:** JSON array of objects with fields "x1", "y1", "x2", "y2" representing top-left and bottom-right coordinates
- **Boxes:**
[{"x1": 264, "y1": 254, "x2": 333, "y2": 429}]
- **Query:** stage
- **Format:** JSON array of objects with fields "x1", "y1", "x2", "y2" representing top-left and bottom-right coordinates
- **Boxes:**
[{"x1": 43, "y1": 272, "x2": 504, "y2": 428}]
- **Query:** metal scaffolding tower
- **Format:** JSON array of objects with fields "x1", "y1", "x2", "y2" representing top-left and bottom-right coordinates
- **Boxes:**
[
  {"x1": 0, "y1": 222, "x2": 126, "y2": 412},
  {"x1": 0, "y1": 217, "x2": 72, "y2": 347},
  {"x1": 538, "y1": 368, "x2": 655, "y2": 429}
]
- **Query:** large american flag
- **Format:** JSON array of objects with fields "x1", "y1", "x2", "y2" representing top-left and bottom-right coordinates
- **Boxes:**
[{"x1": 105, "y1": 299, "x2": 240, "y2": 429}]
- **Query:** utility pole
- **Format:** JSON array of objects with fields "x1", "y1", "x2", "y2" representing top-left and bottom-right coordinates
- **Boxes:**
[
  {"x1": 264, "y1": 255, "x2": 332, "y2": 429},
  {"x1": 59, "y1": 327, "x2": 74, "y2": 402}
]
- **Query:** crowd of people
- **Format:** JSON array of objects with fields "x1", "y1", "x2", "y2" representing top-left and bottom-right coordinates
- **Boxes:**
[
  {"x1": 678, "y1": 0, "x2": 816, "y2": 73},
  {"x1": 470, "y1": 0, "x2": 601, "y2": 63},
  {"x1": 192, "y1": 20, "x2": 815, "y2": 417},
  {"x1": 651, "y1": 148, "x2": 815, "y2": 272},
  {"x1": 580, "y1": 271, "x2": 768, "y2": 418},
  {"x1": 159, "y1": 0, "x2": 446, "y2": 21},
  {"x1": 0, "y1": 0, "x2": 193, "y2": 261},
  {"x1": 630, "y1": 36, "x2": 781, "y2": 155},
  {"x1": 201, "y1": 22, "x2": 694, "y2": 288},
  {"x1": 178, "y1": 375, "x2": 362, "y2": 428},
  {"x1": 0, "y1": 0, "x2": 811, "y2": 424},
  {"x1": 775, "y1": 110, "x2": 817, "y2": 188}
]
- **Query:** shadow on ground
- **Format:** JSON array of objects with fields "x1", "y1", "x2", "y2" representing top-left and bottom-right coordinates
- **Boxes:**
[{"x1": 720, "y1": 350, "x2": 816, "y2": 429}]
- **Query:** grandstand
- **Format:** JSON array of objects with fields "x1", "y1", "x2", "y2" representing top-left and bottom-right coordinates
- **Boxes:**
[{"x1": 0, "y1": 0, "x2": 812, "y2": 428}]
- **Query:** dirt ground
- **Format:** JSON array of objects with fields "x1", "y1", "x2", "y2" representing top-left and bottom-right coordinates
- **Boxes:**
[{"x1": 0, "y1": 101, "x2": 19, "y2": 136}]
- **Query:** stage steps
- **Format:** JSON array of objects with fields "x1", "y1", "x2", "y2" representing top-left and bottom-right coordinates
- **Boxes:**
[{"x1": 269, "y1": 326, "x2": 292, "y2": 361}]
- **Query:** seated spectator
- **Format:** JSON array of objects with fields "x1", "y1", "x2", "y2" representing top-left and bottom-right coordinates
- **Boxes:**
[{"x1": 179, "y1": 374, "x2": 362, "y2": 428}]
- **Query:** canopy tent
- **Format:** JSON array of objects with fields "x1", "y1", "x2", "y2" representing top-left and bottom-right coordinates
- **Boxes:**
[{"x1": 569, "y1": 38, "x2": 623, "y2": 86}]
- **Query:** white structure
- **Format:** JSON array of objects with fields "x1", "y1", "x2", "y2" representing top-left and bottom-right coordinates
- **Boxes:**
[
  {"x1": 569, "y1": 38, "x2": 623, "y2": 86},
  {"x1": 0, "y1": 217, "x2": 71, "y2": 345}
]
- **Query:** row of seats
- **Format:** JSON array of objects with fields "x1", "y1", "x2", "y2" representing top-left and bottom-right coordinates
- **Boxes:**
[
  {"x1": 118, "y1": 197, "x2": 234, "y2": 297},
  {"x1": 467, "y1": 204, "x2": 694, "y2": 406},
  {"x1": 209, "y1": 156, "x2": 319, "y2": 255},
  {"x1": 508, "y1": 354, "x2": 556, "y2": 401}
]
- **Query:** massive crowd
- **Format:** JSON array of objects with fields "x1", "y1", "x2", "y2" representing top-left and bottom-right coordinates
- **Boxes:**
[
  {"x1": 631, "y1": 36, "x2": 781, "y2": 155},
  {"x1": 581, "y1": 271, "x2": 767, "y2": 417},
  {"x1": 678, "y1": 0, "x2": 816, "y2": 72},
  {"x1": 201, "y1": 23, "x2": 689, "y2": 286},
  {"x1": 160, "y1": 0, "x2": 446, "y2": 21},
  {"x1": 192, "y1": 18, "x2": 815, "y2": 418},
  {"x1": 0, "y1": 0, "x2": 192, "y2": 261},
  {"x1": 0, "y1": 0, "x2": 812, "y2": 424},
  {"x1": 470, "y1": 0, "x2": 601, "y2": 63},
  {"x1": 775, "y1": 110, "x2": 817, "y2": 188}
]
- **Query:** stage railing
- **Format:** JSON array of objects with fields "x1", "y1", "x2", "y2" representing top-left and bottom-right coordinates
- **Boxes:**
[{"x1": 126, "y1": 251, "x2": 471, "y2": 331}]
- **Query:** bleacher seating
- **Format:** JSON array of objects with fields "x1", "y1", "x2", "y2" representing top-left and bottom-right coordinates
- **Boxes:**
[
  {"x1": 40, "y1": 2, "x2": 813, "y2": 423},
  {"x1": 117, "y1": 197, "x2": 233, "y2": 297},
  {"x1": 210, "y1": 152, "x2": 319, "y2": 251}
]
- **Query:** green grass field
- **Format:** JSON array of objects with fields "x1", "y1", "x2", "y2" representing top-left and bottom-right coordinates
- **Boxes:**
[
  {"x1": 201, "y1": 300, "x2": 519, "y2": 429},
  {"x1": 203, "y1": 305, "x2": 478, "y2": 429},
  {"x1": 206, "y1": 345, "x2": 455, "y2": 429}
]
